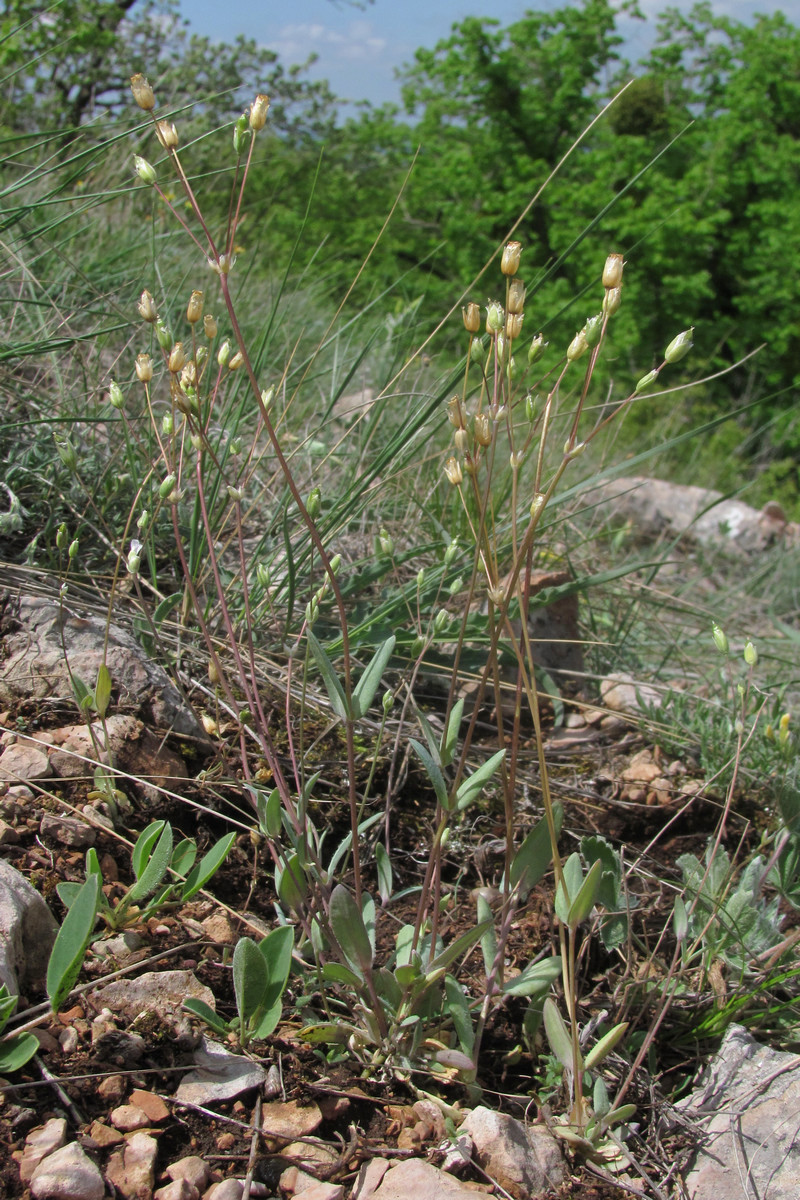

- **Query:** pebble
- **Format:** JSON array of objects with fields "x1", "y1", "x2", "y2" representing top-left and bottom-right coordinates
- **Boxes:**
[
  {"x1": 19, "y1": 1118, "x2": 67, "y2": 1183},
  {"x1": 166, "y1": 1154, "x2": 210, "y2": 1192},
  {"x1": 29, "y1": 1141, "x2": 104, "y2": 1200}
]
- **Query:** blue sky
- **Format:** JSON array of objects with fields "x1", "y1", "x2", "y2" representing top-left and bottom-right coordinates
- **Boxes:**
[{"x1": 178, "y1": 0, "x2": 797, "y2": 109}]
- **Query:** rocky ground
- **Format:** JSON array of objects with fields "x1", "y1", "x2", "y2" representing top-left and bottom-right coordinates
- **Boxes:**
[{"x1": 1, "y1": 480, "x2": 799, "y2": 1200}]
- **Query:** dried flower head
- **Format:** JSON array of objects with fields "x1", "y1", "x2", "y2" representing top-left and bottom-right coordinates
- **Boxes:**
[
  {"x1": 501, "y1": 240, "x2": 522, "y2": 276},
  {"x1": 186, "y1": 290, "x2": 204, "y2": 324},
  {"x1": 462, "y1": 302, "x2": 481, "y2": 334},
  {"x1": 137, "y1": 289, "x2": 157, "y2": 323},
  {"x1": 130, "y1": 74, "x2": 155, "y2": 111},
  {"x1": 249, "y1": 94, "x2": 270, "y2": 131},
  {"x1": 156, "y1": 120, "x2": 179, "y2": 149},
  {"x1": 602, "y1": 253, "x2": 624, "y2": 290},
  {"x1": 135, "y1": 352, "x2": 153, "y2": 383},
  {"x1": 444, "y1": 457, "x2": 463, "y2": 486}
]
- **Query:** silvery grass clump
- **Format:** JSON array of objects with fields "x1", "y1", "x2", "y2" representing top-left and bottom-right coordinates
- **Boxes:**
[{"x1": 93, "y1": 71, "x2": 698, "y2": 1152}]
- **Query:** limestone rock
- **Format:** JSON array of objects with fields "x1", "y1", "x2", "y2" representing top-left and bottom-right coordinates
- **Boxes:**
[
  {"x1": 19, "y1": 1118, "x2": 67, "y2": 1183},
  {"x1": 371, "y1": 1158, "x2": 491, "y2": 1198},
  {"x1": 0, "y1": 858, "x2": 58, "y2": 996},
  {"x1": 176, "y1": 1037, "x2": 269, "y2": 1106},
  {"x1": 680, "y1": 1024, "x2": 800, "y2": 1200},
  {"x1": 105, "y1": 1129, "x2": 158, "y2": 1200},
  {"x1": 0, "y1": 741, "x2": 51, "y2": 782},
  {"x1": 261, "y1": 1098, "x2": 323, "y2": 1141},
  {"x1": 92, "y1": 969, "x2": 213, "y2": 1048},
  {"x1": 39, "y1": 812, "x2": 95, "y2": 848},
  {"x1": 29, "y1": 1141, "x2": 104, "y2": 1200},
  {"x1": 601, "y1": 671, "x2": 661, "y2": 715},
  {"x1": 43, "y1": 713, "x2": 189, "y2": 801},
  {"x1": 459, "y1": 1106, "x2": 565, "y2": 1199},
  {"x1": 166, "y1": 1155, "x2": 210, "y2": 1192},
  {"x1": 0, "y1": 593, "x2": 208, "y2": 743}
]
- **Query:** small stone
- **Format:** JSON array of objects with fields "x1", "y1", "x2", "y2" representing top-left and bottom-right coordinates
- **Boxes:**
[
  {"x1": 289, "y1": 1184, "x2": 344, "y2": 1200},
  {"x1": 92, "y1": 969, "x2": 213, "y2": 1047},
  {"x1": 130, "y1": 1087, "x2": 170, "y2": 1123},
  {"x1": 317, "y1": 1093, "x2": 350, "y2": 1122},
  {"x1": 0, "y1": 743, "x2": 51, "y2": 782},
  {"x1": 215, "y1": 1133, "x2": 236, "y2": 1152},
  {"x1": 442, "y1": 1134, "x2": 473, "y2": 1175},
  {"x1": 94, "y1": 931, "x2": 145, "y2": 961},
  {"x1": 351, "y1": 1158, "x2": 391, "y2": 1200},
  {"x1": 88, "y1": 1120, "x2": 124, "y2": 1147},
  {"x1": 176, "y1": 1038, "x2": 269, "y2": 1106},
  {"x1": 203, "y1": 1181, "x2": 243, "y2": 1200},
  {"x1": 167, "y1": 1154, "x2": 210, "y2": 1191},
  {"x1": 20, "y1": 1117, "x2": 67, "y2": 1183},
  {"x1": 59, "y1": 1025, "x2": 78, "y2": 1054},
  {"x1": 261, "y1": 1098, "x2": 323, "y2": 1141},
  {"x1": 459, "y1": 1106, "x2": 565, "y2": 1199},
  {"x1": 371, "y1": 1158, "x2": 489, "y2": 1199},
  {"x1": 40, "y1": 813, "x2": 95, "y2": 848},
  {"x1": 105, "y1": 1130, "x2": 158, "y2": 1200},
  {"x1": 29, "y1": 1140, "x2": 104, "y2": 1200},
  {"x1": 97, "y1": 1073, "x2": 127, "y2": 1102},
  {"x1": 110, "y1": 1104, "x2": 152, "y2": 1132},
  {"x1": 282, "y1": 1139, "x2": 338, "y2": 1172},
  {"x1": 155, "y1": 1181, "x2": 200, "y2": 1200},
  {"x1": 201, "y1": 910, "x2": 235, "y2": 944},
  {"x1": 0, "y1": 818, "x2": 18, "y2": 844},
  {"x1": 601, "y1": 672, "x2": 661, "y2": 715}
]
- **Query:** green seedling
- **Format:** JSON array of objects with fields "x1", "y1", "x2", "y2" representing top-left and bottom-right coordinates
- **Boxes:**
[
  {"x1": 57, "y1": 821, "x2": 235, "y2": 931},
  {"x1": 0, "y1": 985, "x2": 40, "y2": 1072},
  {"x1": 184, "y1": 926, "x2": 294, "y2": 1048},
  {"x1": 47, "y1": 874, "x2": 101, "y2": 1013}
]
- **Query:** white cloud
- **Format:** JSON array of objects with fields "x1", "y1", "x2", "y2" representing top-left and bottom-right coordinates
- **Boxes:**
[{"x1": 270, "y1": 19, "x2": 388, "y2": 65}]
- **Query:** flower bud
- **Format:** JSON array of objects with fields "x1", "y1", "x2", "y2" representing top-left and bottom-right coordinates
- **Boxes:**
[
  {"x1": 635, "y1": 369, "x2": 658, "y2": 394},
  {"x1": 527, "y1": 334, "x2": 547, "y2": 365},
  {"x1": 505, "y1": 312, "x2": 524, "y2": 340},
  {"x1": 227, "y1": 485, "x2": 244, "y2": 502},
  {"x1": 444, "y1": 539, "x2": 459, "y2": 566},
  {"x1": 68, "y1": 538, "x2": 79, "y2": 559},
  {"x1": 495, "y1": 333, "x2": 507, "y2": 361},
  {"x1": 434, "y1": 608, "x2": 450, "y2": 633},
  {"x1": 444, "y1": 457, "x2": 463, "y2": 486},
  {"x1": 416, "y1": 568, "x2": 425, "y2": 587},
  {"x1": 130, "y1": 74, "x2": 155, "y2": 111},
  {"x1": 108, "y1": 381, "x2": 124, "y2": 409},
  {"x1": 135, "y1": 353, "x2": 153, "y2": 383},
  {"x1": 378, "y1": 528, "x2": 394, "y2": 557},
  {"x1": 744, "y1": 640, "x2": 758, "y2": 666},
  {"x1": 449, "y1": 576, "x2": 464, "y2": 597},
  {"x1": 382, "y1": 690, "x2": 393, "y2": 715},
  {"x1": 469, "y1": 337, "x2": 486, "y2": 365},
  {"x1": 56, "y1": 524, "x2": 68, "y2": 550},
  {"x1": 509, "y1": 450, "x2": 524, "y2": 470},
  {"x1": 233, "y1": 114, "x2": 250, "y2": 156},
  {"x1": 329, "y1": 553, "x2": 342, "y2": 575},
  {"x1": 155, "y1": 319, "x2": 171, "y2": 350},
  {"x1": 462, "y1": 302, "x2": 481, "y2": 334},
  {"x1": 156, "y1": 120, "x2": 179, "y2": 149},
  {"x1": 208, "y1": 659, "x2": 221, "y2": 686},
  {"x1": 712, "y1": 623, "x2": 729, "y2": 655},
  {"x1": 454, "y1": 428, "x2": 469, "y2": 455},
  {"x1": 127, "y1": 539, "x2": 142, "y2": 575},
  {"x1": 530, "y1": 492, "x2": 545, "y2": 517},
  {"x1": 134, "y1": 155, "x2": 156, "y2": 184},
  {"x1": 602, "y1": 253, "x2": 624, "y2": 290},
  {"x1": 525, "y1": 393, "x2": 540, "y2": 422},
  {"x1": 137, "y1": 289, "x2": 157, "y2": 323},
  {"x1": 217, "y1": 340, "x2": 231, "y2": 367},
  {"x1": 229, "y1": 436, "x2": 241, "y2": 456},
  {"x1": 564, "y1": 439, "x2": 586, "y2": 459},
  {"x1": 186, "y1": 290, "x2": 203, "y2": 324},
  {"x1": 567, "y1": 329, "x2": 588, "y2": 362},
  {"x1": 474, "y1": 412, "x2": 491, "y2": 447},
  {"x1": 507, "y1": 278, "x2": 526, "y2": 315},
  {"x1": 307, "y1": 487, "x2": 322, "y2": 519},
  {"x1": 181, "y1": 361, "x2": 198, "y2": 393},
  {"x1": 203, "y1": 313, "x2": 218, "y2": 339},
  {"x1": 602, "y1": 286, "x2": 622, "y2": 316},
  {"x1": 447, "y1": 397, "x2": 464, "y2": 429},
  {"x1": 664, "y1": 328, "x2": 694, "y2": 364},
  {"x1": 501, "y1": 240, "x2": 522, "y2": 276},
  {"x1": 486, "y1": 301, "x2": 504, "y2": 335},
  {"x1": 249, "y1": 94, "x2": 270, "y2": 131},
  {"x1": 137, "y1": 510, "x2": 149, "y2": 530},
  {"x1": 256, "y1": 564, "x2": 270, "y2": 589},
  {"x1": 159, "y1": 473, "x2": 177, "y2": 499},
  {"x1": 168, "y1": 342, "x2": 187, "y2": 373},
  {"x1": 228, "y1": 350, "x2": 244, "y2": 371},
  {"x1": 410, "y1": 634, "x2": 426, "y2": 657},
  {"x1": 261, "y1": 387, "x2": 275, "y2": 410},
  {"x1": 162, "y1": 412, "x2": 173, "y2": 436},
  {"x1": 54, "y1": 432, "x2": 77, "y2": 473},
  {"x1": 583, "y1": 313, "x2": 603, "y2": 349}
]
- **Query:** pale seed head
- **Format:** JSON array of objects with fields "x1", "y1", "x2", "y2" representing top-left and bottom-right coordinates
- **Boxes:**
[{"x1": 130, "y1": 74, "x2": 155, "y2": 111}]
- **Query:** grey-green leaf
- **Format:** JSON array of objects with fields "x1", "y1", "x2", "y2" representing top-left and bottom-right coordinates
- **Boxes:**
[
  {"x1": 94, "y1": 664, "x2": 112, "y2": 718},
  {"x1": 510, "y1": 804, "x2": 562, "y2": 898},
  {"x1": 502, "y1": 955, "x2": 562, "y2": 998},
  {"x1": 307, "y1": 629, "x2": 349, "y2": 721},
  {"x1": 410, "y1": 738, "x2": 449, "y2": 810},
  {"x1": 181, "y1": 832, "x2": 236, "y2": 900},
  {"x1": 567, "y1": 857, "x2": 603, "y2": 927},
  {"x1": 455, "y1": 748, "x2": 506, "y2": 811},
  {"x1": 128, "y1": 822, "x2": 173, "y2": 902},
  {"x1": 233, "y1": 937, "x2": 269, "y2": 1024},
  {"x1": 542, "y1": 996, "x2": 576, "y2": 1072},
  {"x1": 352, "y1": 634, "x2": 396, "y2": 719},
  {"x1": 440, "y1": 698, "x2": 464, "y2": 768},
  {"x1": 330, "y1": 884, "x2": 373, "y2": 977},
  {"x1": 47, "y1": 874, "x2": 100, "y2": 1013}
]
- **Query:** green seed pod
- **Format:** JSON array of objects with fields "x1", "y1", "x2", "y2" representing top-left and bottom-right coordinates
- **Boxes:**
[
  {"x1": 444, "y1": 539, "x2": 459, "y2": 567},
  {"x1": 233, "y1": 114, "x2": 250, "y2": 156},
  {"x1": 583, "y1": 313, "x2": 603, "y2": 349},
  {"x1": 485, "y1": 301, "x2": 504, "y2": 334},
  {"x1": 382, "y1": 690, "x2": 393, "y2": 715},
  {"x1": 68, "y1": 538, "x2": 79, "y2": 559},
  {"x1": 527, "y1": 334, "x2": 547, "y2": 365},
  {"x1": 155, "y1": 319, "x2": 171, "y2": 351},
  {"x1": 159, "y1": 473, "x2": 177, "y2": 499},
  {"x1": 307, "y1": 487, "x2": 322, "y2": 519},
  {"x1": 108, "y1": 381, "x2": 124, "y2": 409},
  {"x1": 664, "y1": 328, "x2": 694, "y2": 364},
  {"x1": 434, "y1": 608, "x2": 449, "y2": 633},
  {"x1": 54, "y1": 432, "x2": 77, "y2": 473},
  {"x1": 378, "y1": 527, "x2": 394, "y2": 557},
  {"x1": 133, "y1": 155, "x2": 156, "y2": 184},
  {"x1": 712, "y1": 623, "x2": 729, "y2": 655},
  {"x1": 56, "y1": 523, "x2": 68, "y2": 550},
  {"x1": 744, "y1": 640, "x2": 758, "y2": 666},
  {"x1": 635, "y1": 369, "x2": 658, "y2": 394},
  {"x1": 256, "y1": 564, "x2": 270, "y2": 589}
]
